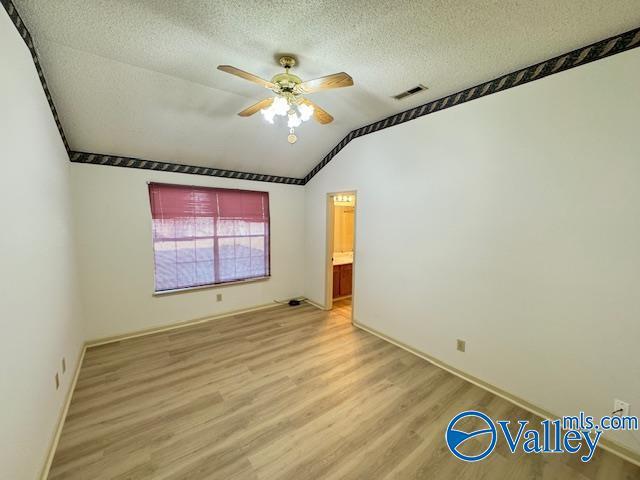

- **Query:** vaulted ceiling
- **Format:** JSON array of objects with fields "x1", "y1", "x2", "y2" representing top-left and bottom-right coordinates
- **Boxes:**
[{"x1": 14, "y1": 0, "x2": 640, "y2": 178}]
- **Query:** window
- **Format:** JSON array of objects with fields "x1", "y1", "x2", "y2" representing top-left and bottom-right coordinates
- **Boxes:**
[{"x1": 148, "y1": 183, "x2": 270, "y2": 292}]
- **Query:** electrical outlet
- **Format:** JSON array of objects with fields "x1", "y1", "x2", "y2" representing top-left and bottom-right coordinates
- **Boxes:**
[
  {"x1": 216, "y1": 293, "x2": 222, "y2": 302},
  {"x1": 62, "y1": 357, "x2": 66, "y2": 374},
  {"x1": 614, "y1": 399, "x2": 630, "y2": 416},
  {"x1": 457, "y1": 339, "x2": 466, "y2": 352},
  {"x1": 55, "y1": 373, "x2": 60, "y2": 390}
]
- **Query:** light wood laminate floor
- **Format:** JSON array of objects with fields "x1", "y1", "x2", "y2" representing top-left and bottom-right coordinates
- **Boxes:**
[{"x1": 49, "y1": 299, "x2": 640, "y2": 479}]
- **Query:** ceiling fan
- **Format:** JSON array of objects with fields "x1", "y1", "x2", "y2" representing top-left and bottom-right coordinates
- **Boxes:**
[{"x1": 218, "y1": 56, "x2": 353, "y2": 144}]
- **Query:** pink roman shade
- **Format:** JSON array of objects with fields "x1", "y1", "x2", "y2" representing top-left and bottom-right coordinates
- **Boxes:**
[{"x1": 148, "y1": 183, "x2": 270, "y2": 291}]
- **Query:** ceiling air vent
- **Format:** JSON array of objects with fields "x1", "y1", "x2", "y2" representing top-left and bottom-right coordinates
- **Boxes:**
[{"x1": 392, "y1": 84, "x2": 428, "y2": 100}]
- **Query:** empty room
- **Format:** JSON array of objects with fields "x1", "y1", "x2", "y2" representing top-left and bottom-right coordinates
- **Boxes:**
[{"x1": 2, "y1": 1, "x2": 640, "y2": 479}]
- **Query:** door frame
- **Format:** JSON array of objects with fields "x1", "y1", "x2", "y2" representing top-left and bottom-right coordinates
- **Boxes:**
[{"x1": 324, "y1": 191, "x2": 357, "y2": 322}]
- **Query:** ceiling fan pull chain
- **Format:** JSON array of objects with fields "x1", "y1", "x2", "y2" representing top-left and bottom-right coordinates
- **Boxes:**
[{"x1": 288, "y1": 128, "x2": 297, "y2": 145}]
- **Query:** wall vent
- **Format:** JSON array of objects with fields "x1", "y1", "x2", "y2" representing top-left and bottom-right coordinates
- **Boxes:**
[{"x1": 393, "y1": 84, "x2": 428, "y2": 100}]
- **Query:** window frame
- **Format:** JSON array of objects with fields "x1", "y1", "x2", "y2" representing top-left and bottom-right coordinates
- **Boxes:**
[
  {"x1": 151, "y1": 274, "x2": 270, "y2": 296},
  {"x1": 147, "y1": 182, "x2": 271, "y2": 295}
]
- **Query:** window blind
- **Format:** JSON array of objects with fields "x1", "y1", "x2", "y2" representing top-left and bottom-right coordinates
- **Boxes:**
[{"x1": 148, "y1": 183, "x2": 270, "y2": 292}]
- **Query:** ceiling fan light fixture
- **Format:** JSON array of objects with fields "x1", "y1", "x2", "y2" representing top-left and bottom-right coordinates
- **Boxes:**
[
  {"x1": 298, "y1": 103, "x2": 314, "y2": 122},
  {"x1": 287, "y1": 112, "x2": 302, "y2": 128},
  {"x1": 261, "y1": 109, "x2": 276, "y2": 124},
  {"x1": 262, "y1": 95, "x2": 315, "y2": 133},
  {"x1": 260, "y1": 96, "x2": 288, "y2": 124}
]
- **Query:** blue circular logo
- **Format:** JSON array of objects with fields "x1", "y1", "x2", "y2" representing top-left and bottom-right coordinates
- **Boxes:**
[{"x1": 445, "y1": 410, "x2": 497, "y2": 462}]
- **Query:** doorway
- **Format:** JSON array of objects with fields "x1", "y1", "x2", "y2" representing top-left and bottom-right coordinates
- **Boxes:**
[{"x1": 325, "y1": 191, "x2": 356, "y2": 319}]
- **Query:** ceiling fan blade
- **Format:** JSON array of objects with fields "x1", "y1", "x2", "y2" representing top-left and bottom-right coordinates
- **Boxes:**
[
  {"x1": 217, "y1": 65, "x2": 275, "y2": 89},
  {"x1": 295, "y1": 72, "x2": 353, "y2": 94},
  {"x1": 301, "y1": 98, "x2": 334, "y2": 124},
  {"x1": 238, "y1": 97, "x2": 274, "y2": 117}
]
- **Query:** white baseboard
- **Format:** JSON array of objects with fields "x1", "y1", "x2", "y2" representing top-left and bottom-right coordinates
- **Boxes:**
[
  {"x1": 40, "y1": 345, "x2": 86, "y2": 480},
  {"x1": 40, "y1": 301, "x2": 288, "y2": 477},
  {"x1": 303, "y1": 297, "x2": 329, "y2": 310},
  {"x1": 43, "y1": 307, "x2": 637, "y2": 477},
  {"x1": 333, "y1": 295, "x2": 352, "y2": 301},
  {"x1": 353, "y1": 318, "x2": 640, "y2": 468},
  {"x1": 86, "y1": 302, "x2": 285, "y2": 347}
]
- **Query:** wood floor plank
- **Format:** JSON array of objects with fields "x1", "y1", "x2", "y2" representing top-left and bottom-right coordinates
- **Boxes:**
[{"x1": 48, "y1": 299, "x2": 640, "y2": 479}]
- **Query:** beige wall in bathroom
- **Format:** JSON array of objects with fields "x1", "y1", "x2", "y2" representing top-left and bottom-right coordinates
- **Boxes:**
[{"x1": 333, "y1": 205, "x2": 355, "y2": 253}]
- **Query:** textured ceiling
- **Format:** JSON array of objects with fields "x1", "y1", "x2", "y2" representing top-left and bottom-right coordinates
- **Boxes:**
[{"x1": 14, "y1": 1, "x2": 640, "y2": 178}]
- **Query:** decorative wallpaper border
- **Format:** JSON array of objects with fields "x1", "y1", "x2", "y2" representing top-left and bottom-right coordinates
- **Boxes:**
[
  {"x1": 69, "y1": 152, "x2": 305, "y2": 185},
  {"x1": 3, "y1": 0, "x2": 639, "y2": 186},
  {"x1": 1, "y1": 0, "x2": 70, "y2": 152},
  {"x1": 1, "y1": 0, "x2": 303, "y2": 185},
  {"x1": 303, "y1": 26, "x2": 640, "y2": 183}
]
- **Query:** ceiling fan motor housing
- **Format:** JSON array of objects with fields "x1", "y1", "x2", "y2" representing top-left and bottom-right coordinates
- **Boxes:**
[
  {"x1": 271, "y1": 72, "x2": 302, "y2": 95},
  {"x1": 272, "y1": 56, "x2": 302, "y2": 97},
  {"x1": 279, "y1": 55, "x2": 297, "y2": 69}
]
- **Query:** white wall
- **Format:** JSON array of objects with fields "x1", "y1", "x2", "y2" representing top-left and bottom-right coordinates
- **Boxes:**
[
  {"x1": 71, "y1": 164, "x2": 306, "y2": 340},
  {"x1": 0, "y1": 11, "x2": 85, "y2": 480},
  {"x1": 304, "y1": 48, "x2": 640, "y2": 453}
]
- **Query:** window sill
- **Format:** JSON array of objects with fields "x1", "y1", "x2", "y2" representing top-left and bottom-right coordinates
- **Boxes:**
[{"x1": 153, "y1": 275, "x2": 270, "y2": 296}]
